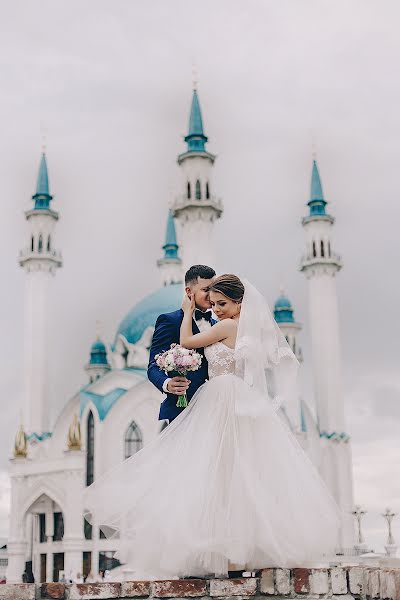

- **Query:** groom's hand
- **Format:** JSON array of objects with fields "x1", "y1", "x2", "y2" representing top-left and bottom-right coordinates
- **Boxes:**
[{"x1": 167, "y1": 376, "x2": 190, "y2": 395}]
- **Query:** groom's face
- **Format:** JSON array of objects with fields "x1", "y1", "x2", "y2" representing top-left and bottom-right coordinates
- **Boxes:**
[{"x1": 186, "y1": 276, "x2": 215, "y2": 311}]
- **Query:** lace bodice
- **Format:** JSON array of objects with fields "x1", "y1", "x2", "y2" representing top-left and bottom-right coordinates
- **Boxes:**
[{"x1": 204, "y1": 342, "x2": 236, "y2": 379}]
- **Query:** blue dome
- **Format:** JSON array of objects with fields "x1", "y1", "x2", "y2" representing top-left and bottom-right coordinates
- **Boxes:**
[
  {"x1": 89, "y1": 338, "x2": 109, "y2": 365},
  {"x1": 274, "y1": 294, "x2": 295, "y2": 324},
  {"x1": 116, "y1": 283, "x2": 183, "y2": 345}
]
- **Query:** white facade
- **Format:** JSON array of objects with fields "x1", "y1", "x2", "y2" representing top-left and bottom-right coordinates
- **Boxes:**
[{"x1": 7, "y1": 92, "x2": 355, "y2": 583}]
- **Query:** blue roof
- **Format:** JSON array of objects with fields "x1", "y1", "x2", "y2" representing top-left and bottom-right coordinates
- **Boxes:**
[
  {"x1": 163, "y1": 211, "x2": 180, "y2": 260},
  {"x1": 184, "y1": 89, "x2": 208, "y2": 153},
  {"x1": 308, "y1": 159, "x2": 327, "y2": 217},
  {"x1": 115, "y1": 283, "x2": 183, "y2": 345},
  {"x1": 32, "y1": 153, "x2": 53, "y2": 210},
  {"x1": 89, "y1": 338, "x2": 109, "y2": 366},
  {"x1": 274, "y1": 294, "x2": 295, "y2": 324}
]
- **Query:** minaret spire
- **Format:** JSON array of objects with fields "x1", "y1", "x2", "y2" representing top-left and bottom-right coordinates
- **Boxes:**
[
  {"x1": 157, "y1": 210, "x2": 182, "y2": 286},
  {"x1": 18, "y1": 150, "x2": 62, "y2": 437},
  {"x1": 171, "y1": 85, "x2": 223, "y2": 272}
]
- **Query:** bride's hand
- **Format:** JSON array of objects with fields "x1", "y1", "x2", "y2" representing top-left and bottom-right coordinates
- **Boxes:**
[{"x1": 182, "y1": 293, "x2": 195, "y2": 314}]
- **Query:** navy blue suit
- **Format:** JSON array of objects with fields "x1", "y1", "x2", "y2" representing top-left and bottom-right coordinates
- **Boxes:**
[{"x1": 148, "y1": 309, "x2": 214, "y2": 422}]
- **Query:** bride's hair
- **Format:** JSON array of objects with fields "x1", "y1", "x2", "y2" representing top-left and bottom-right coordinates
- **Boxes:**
[{"x1": 207, "y1": 274, "x2": 245, "y2": 303}]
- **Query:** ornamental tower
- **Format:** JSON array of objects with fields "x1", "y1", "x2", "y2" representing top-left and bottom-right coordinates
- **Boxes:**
[
  {"x1": 274, "y1": 290, "x2": 303, "y2": 431},
  {"x1": 18, "y1": 152, "x2": 62, "y2": 437},
  {"x1": 171, "y1": 85, "x2": 223, "y2": 273},
  {"x1": 157, "y1": 210, "x2": 183, "y2": 286},
  {"x1": 300, "y1": 158, "x2": 354, "y2": 547},
  {"x1": 85, "y1": 336, "x2": 111, "y2": 383}
]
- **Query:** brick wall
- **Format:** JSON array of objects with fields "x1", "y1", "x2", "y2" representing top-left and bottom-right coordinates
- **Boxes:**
[{"x1": 1, "y1": 567, "x2": 400, "y2": 600}]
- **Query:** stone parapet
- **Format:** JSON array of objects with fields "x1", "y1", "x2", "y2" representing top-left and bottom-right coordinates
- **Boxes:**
[{"x1": 2, "y1": 567, "x2": 400, "y2": 600}]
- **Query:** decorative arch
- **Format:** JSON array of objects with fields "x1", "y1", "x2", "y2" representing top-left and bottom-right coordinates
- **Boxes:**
[
  {"x1": 38, "y1": 234, "x2": 43, "y2": 253},
  {"x1": 187, "y1": 181, "x2": 191, "y2": 199},
  {"x1": 312, "y1": 240, "x2": 317, "y2": 258},
  {"x1": 320, "y1": 240, "x2": 325, "y2": 258},
  {"x1": 21, "y1": 482, "x2": 66, "y2": 522},
  {"x1": 47, "y1": 235, "x2": 51, "y2": 252},
  {"x1": 195, "y1": 179, "x2": 201, "y2": 200},
  {"x1": 124, "y1": 421, "x2": 143, "y2": 459},
  {"x1": 86, "y1": 411, "x2": 95, "y2": 486},
  {"x1": 206, "y1": 182, "x2": 210, "y2": 199},
  {"x1": 31, "y1": 236, "x2": 34, "y2": 252}
]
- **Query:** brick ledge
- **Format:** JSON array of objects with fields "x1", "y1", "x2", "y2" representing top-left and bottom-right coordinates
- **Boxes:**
[{"x1": 2, "y1": 567, "x2": 400, "y2": 600}]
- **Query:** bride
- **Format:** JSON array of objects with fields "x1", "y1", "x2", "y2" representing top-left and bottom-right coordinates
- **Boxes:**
[{"x1": 83, "y1": 274, "x2": 340, "y2": 579}]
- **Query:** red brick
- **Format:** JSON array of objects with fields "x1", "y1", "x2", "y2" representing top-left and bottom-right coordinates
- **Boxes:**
[
  {"x1": 293, "y1": 568, "x2": 310, "y2": 593},
  {"x1": 121, "y1": 580, "x2": 151, "y2": 597},
  {"x1": 41, "y1": 582, "x2": 66, "y2": 599},
  {"x1": 152, "y1": 579, "x2": 207, "y2": 598},
  {"x1": 68, "y1": 582, "x2": 121, "y2": 599}
]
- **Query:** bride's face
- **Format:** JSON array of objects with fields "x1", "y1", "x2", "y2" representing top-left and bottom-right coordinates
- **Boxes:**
[{"x1": 209, "y1": 291, "x2": 240, "y2": 320}]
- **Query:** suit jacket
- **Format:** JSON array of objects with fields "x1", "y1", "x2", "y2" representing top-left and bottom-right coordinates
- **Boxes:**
[{"x1": 147, "y1": 309, "x2": 214, "y2": 422}]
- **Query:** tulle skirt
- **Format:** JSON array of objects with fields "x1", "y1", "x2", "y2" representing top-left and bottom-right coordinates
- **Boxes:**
[{"x1": 83, "y1": 375, "x2": 341, "y2": 579}]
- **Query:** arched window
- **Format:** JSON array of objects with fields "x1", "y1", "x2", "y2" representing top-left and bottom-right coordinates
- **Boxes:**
[
  {"x1": 38, "y1": 235, "x2": 43, "y2": 253},
  {"x1": 47, "y1": 236, "x2": 51, "y2": 252},
  {"x1": 206, "y1": 182, "x2": 210, "y2": 199},
  {"x1": 195, "y1": 180, "x2": 201, "y2": 200},
  {"x1": 312, "y1": 241, "x2": 317, "y2": 258},
  {"x1": 124, "y1": 421, "x2": 143, "y2": 459},
  {"x1": 328, "y1": 241, "x2": 331, "y2": 257},
  {"x1": 86, "y1": 412, "x2": 95, "y2": 486},
  {"x1": 293, "y1": 338, "x2": 296, "y2": 353},
  {"x1": 320, "y1": 240, "x2": 325, "y2": 257},
  {"x1": 31, "y1": 236, "x2": 34, "y2": 252},
  {"x1": 187, "y1": 182, "x2": 191, "y2": 199}
]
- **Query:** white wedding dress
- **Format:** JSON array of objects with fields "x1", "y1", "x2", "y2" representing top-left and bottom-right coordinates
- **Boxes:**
[{"x1": 83, "y1": 283, "x2": 341, "y2": 579}]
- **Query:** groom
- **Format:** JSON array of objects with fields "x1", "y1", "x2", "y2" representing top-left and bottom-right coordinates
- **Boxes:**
[{"x1": 148, "y1": 264, "x2": 216, "y2": 423}]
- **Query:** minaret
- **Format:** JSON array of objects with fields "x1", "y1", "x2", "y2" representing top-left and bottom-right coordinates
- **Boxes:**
[
  {"x1": 300, "y1": 158, "x2": 354, "y2": 547},
  {"x1": 85, "y1": 336, "x2": 111, "y2": 383},
  {"x1": 18, "y1": 152, "x2": 62, "y2": 436},
  {"x1": 274, "y1": 289, "x2": 303, "y2": 363},
  {"x1": 274, "y1": 290, "x2": 303, "y2": 431},
  {"x1": 157, "y1": 210, "x2": 183, "y2": 285},
  {"x1": 171, "y1": 84, "x2": 223, "y2": 272}
]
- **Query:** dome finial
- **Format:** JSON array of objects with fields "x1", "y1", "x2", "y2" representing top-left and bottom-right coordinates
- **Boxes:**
[
  {"x1": 95, "y1": 319, "x2": 102, "y2": 340},
  {"x1": 14, "y1": 423, "x2": 28, "y2": 458},
  {"x1": 67, "y1": 413, "x2": 81, "y2": 451}
]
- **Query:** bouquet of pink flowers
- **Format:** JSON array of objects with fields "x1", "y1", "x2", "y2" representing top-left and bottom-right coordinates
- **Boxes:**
[{"x1": 155, "y1": 343, "x2": 203, "y2": 408}]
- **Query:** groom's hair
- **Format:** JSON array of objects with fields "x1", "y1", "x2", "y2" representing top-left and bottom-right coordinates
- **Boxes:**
[{"x1": 185, "y1": 265, "x2": 216, "y2": 285}]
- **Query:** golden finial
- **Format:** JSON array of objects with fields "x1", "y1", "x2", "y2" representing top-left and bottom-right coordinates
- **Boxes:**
[
  {"x1": 95, "y1": 319, "x2": 102, "y2": 340},
  {"x1": 279, "y1": 284, "x2": 286, "y2": 297},
  {"x1": 311, "y1": 137, "x2": 317, "y2": 161},
  {"x1": 14, "y1": 424, "x2": 28, "y2": 458},
  {"x1": 67, "y1": 414, "x2": 81, "y2": 451}
]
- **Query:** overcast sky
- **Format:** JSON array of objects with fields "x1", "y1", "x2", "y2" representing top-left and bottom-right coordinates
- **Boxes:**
[{"x1": 0, "y1": 0, "x2": 399, "y2": 553}]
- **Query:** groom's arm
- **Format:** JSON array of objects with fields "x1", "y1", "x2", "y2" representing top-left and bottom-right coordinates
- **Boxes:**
[{"x1": 148, "y1": 314, "x2": 176, "y2": 394}]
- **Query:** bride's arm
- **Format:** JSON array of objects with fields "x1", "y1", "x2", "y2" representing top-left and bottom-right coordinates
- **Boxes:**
[{"x1": 180, "y1": 295, "x2": 233, "y2": 349}]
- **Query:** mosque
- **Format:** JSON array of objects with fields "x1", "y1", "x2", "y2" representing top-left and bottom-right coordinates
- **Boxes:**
[{"x1": 6, "y1": 86, "x2": 354, "y2": 583}]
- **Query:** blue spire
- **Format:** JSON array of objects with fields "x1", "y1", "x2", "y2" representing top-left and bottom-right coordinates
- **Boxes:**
[
  {"x1": 163, "y1": 211, "x2": 179, "y2": 260},
  {"x1": 185, "y1": 89, "x2": 208, "y2": 153},
  {"x1": 307, "y1": 160, "x2": 327, "y2": 217},
  {"x1": 274, "y1": 291, "x2": 295, "y2": 324},
  {"x1": 32, "y1": 153, "x2": 53, "y2": 210},
  {"x1": 89, "y1": 338, "x2": 109, "y2": 366}
]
